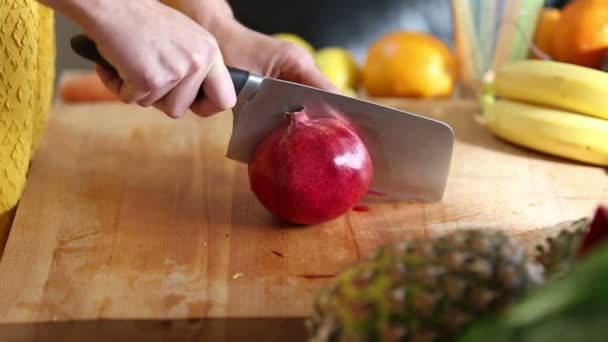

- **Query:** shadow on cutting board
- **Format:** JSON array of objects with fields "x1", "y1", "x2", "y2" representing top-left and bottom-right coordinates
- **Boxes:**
[{"x1": 0, "y1": 317, "x2": 308, "y2": 342}]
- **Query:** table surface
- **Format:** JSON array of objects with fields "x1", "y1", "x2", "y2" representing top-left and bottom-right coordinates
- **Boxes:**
[{"x1": 0, "y1": 98, "x2": 606, "y2": 339}]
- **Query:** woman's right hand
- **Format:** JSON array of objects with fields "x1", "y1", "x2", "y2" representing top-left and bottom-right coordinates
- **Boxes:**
[{"x1": 52, "y1": 0, "x2": 237, "y2": 118}]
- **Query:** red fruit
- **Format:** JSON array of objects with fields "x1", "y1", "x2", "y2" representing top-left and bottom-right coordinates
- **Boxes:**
[
  {"x1": 248, "y1": 109, "x2": 373, "y2": 225},
  {"x1": 577, "y1": 205, "x2": 608, "y2": 258}
]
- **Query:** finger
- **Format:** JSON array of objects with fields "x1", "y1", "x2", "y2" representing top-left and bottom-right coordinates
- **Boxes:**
[
  {"x1": 137, "y1": 57, "x2": 186, "y2": 107},
  {"x1": 190, "y1": 62, "x2": 236, "y2": 117},
  {"x1": 295, "y1": 64, "x2": 340, "y2": 93},
  {"x1": 94, "y1": 64, "x2": 122, "y2": 96},
  {"x1": 95, "y1": 64, "x2": 151, "y2": 104},
  {"x1": 275, "y1": 43, "x2": 340, "y2": 93},
  {"x1": 136, "y1": 80, "x2": 179, "y2": 107},
  {"x1": 189, "y1": 98, "x2": 225, "y2": 118},
  {"x1": 118, "y1": 82, "x2": 151, "y2": 104},
  {"x1": 152, "y1": 69, "x2": 204, "y2": 119},
  {"x1": 202, "y1": 61, "x2": 237, "y2": 110}
]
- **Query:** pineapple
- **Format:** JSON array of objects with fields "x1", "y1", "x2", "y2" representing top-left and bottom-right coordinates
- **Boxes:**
[
  {"x1": 534, "y1": 218, "x2": 590, "y2": 280},
  {"x1": 307, "y1": 230, "x2": 545, "y2": 342}
]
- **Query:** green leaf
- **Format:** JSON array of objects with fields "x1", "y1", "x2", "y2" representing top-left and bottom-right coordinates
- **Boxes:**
[{"x1": 458, "y1": 243, "x2": 608, "y2": 342}]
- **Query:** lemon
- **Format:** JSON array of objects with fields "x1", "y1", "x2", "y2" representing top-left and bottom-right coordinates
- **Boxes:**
[
  {"x1": 272, "y1": 33, "x2": 315, "y2": 55},
  {"x1": 315, "y1": 47, "x2": 359, "y2": 91},
  {"x1": 342, "y1": 88, "x2": 358, "y2": 98}
]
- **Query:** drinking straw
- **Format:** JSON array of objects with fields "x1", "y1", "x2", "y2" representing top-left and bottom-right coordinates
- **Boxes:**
[
  {"x1": 479, "y1": 0, "x2": 498, "y2": 75},
  {"x1": 464, "y1": 0, "x2": 483, "y2": 79},
  {"x1": 451, "y1": 0, "x2": 474, "y2": 93},
  {"x1": 452, "y1": 0, "x2": 481, "y2": 95},
  {"x1": 491, "y1": 0, "x2": 521, "y2": 72},
  {"x1": 508, "y1": 0, "x2": 544, "y2": 61}
]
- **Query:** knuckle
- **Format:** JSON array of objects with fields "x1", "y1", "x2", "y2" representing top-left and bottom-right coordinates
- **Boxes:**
[
  {"x1": 141, "y1": 66, "x2": 175, "y2": 91},
  {"x1": 205, "y1": 38, "x2": 221, "y2": 59},
  {"x1": 137, "y1": 98, "x2": 153, "y2": 107},
  {"x1": 168, "y1": 63, "x2": 187, "y2": 84},
  {"x1": 190, "y1": 35, "x2": 220, "y2": 70},
  {"x1": 140, "y1": 73, "x2": 163, "y2": 91},
  {"x1": 119, "y1": 90, "x2": 138, "y2": 104},
  {"x1": 206, "y1": 34, "x2": 220, "y2": 50},
  {"x1": 190, "y1": 52, "x2": 207, "y2": 70},
  {"x1": 282, "y1": 42, "x2": 314, "y2": 69},
  {"x1": 283, "y1": 42, "x2": 309, "y2": 59},
  {"x1": 202, "y1": 33, "x2": 220, "y2": 52}
]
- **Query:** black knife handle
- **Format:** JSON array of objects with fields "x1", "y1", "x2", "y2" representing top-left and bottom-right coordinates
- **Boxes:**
[{"x1": 69, "y1": 34, "x2": 250, "y2": 96}]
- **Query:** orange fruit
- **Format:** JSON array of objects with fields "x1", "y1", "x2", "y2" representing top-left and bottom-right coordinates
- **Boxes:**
[
  {"x1": 362, "y1": 31, "x2": 455, "y2": 98},
  {"x1": 529, "y1": 7, "x2": 561, "y2": 59},
  {"x1": 552, "y1": 0, "x2": 608, "y2": 69}
]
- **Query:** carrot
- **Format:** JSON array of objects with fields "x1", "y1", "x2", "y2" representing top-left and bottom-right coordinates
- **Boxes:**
[{"x1": 59, "y1": 71, "x2": 119, "y2": 102}]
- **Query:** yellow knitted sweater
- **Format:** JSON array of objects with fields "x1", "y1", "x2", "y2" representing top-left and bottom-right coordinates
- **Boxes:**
[{"x1": 0, "y1": 0, "x2": 55, "y2": 246}]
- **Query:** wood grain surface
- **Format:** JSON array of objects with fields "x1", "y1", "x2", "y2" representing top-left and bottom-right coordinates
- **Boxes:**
[{"x1": 0, "y1": 99, "x2": 606, "y2": 338}]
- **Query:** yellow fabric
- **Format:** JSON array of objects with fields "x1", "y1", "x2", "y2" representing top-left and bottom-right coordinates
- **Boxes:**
[{"x1": 0, "y1": 0, "x2": 55, "y2": 245}]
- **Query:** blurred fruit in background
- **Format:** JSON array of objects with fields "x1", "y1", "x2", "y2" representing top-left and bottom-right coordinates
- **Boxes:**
[
  {"x1": 362, "y1": 31, "x2": 456, "y2": 98},
  {"x1": 482, "y1": 59, "x2": 608, "y2": 166},
  {"x1": 341, "y1": 87, "x2": 357, "y2": 97},
  {"x1": 529, "y1": 7, "x2": 561, "y2": 59},
  {"x1": 273, "y1": 33, "x2": 361, "y2": 96},
  {"x1": 59, "y1": 71, "x2": 118, "y2": 102},
  {"x1": 272, "y1": 33, "x2": 316, "y2": 55},
  {"x1": 551, "y1": 0, "x2": 608, "y2": 69},
  {"x1": 314, "y1": 47, "x2": 359, "y2": 95}
]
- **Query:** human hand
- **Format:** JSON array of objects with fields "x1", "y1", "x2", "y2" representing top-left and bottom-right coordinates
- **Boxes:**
[
  {"x1": 220, "y1": 24, "x2": 340, "y2": 93},
  {"x1": 62, "y1": 0, "x2": 237, "y2": 118},
  {"x1": 160, "y1": 0, "x2": 338, "y2": 93}
]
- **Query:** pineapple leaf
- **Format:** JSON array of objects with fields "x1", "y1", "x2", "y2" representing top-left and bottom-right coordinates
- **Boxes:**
[{"x1": 458, "y1": 242, "x2": 608, "y2": 342}]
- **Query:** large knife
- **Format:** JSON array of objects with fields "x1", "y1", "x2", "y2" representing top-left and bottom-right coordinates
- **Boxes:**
[{"x1": 70, "y1": 34, "x2": 454, "y2": 202}]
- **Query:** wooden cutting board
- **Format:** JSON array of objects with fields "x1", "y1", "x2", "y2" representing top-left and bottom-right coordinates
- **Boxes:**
[{"x1": 0, "y1": 98, "x2": 606, "y2": 340}]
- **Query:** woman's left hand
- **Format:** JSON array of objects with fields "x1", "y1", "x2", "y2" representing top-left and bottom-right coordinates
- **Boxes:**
[{"x1": 161, "y1": 0, "x2": 339, "y2": 93}]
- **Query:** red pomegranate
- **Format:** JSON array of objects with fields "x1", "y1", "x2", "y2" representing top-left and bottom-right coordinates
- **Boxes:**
[{"x1": 248, "y1": 109, "x2": 373, "y2": 225}]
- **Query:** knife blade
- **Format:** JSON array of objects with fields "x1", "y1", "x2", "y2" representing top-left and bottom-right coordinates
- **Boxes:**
[{"x1": 70, "y1": 34, "x2": 454, "y2": 202}]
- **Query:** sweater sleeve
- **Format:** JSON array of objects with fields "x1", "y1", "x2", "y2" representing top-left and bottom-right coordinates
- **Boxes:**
[{"x1": 0, "y1": 1, "x2": 55, "y2": 247}]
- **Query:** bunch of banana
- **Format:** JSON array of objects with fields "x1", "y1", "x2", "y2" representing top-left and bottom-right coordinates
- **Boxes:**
[{"x1": 482, "y1": 59, "x2": 608, "y2": 166}]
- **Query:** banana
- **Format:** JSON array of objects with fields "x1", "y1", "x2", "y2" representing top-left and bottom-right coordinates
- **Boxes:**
[
  {"x1": 482, "y1": 97, "x2": 608, "y2": 166},
  {"x1": 493, "y1": 60, "x2": 608, "y2": 120}
]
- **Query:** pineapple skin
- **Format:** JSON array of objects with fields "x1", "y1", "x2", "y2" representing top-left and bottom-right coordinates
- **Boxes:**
[
  {"x1": 535, "y1": 217, "x2": 590, "y2": 280},
  {"x1": 307, "y1": 230, "x2": 545, "y2": 342}
]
